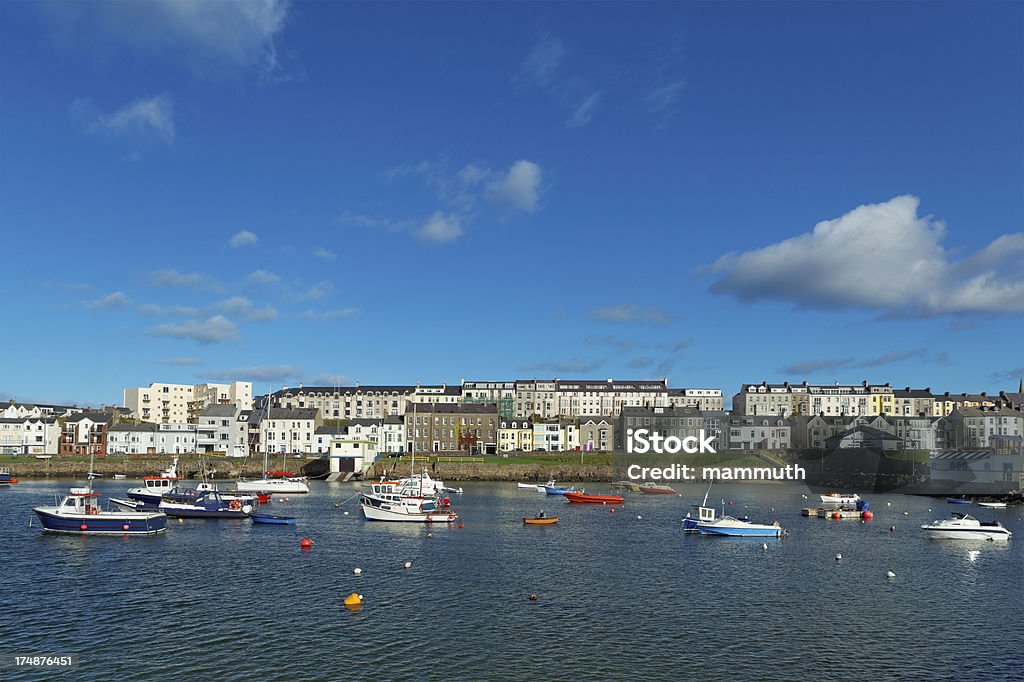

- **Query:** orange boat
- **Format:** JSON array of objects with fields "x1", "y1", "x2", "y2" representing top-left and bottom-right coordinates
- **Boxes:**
[
  {"x1": 564, "y1": 492, "x2": 624, "y2": 504},
  {"x1": 523, "y1": 517, "x2": 558, "y2": 525}
]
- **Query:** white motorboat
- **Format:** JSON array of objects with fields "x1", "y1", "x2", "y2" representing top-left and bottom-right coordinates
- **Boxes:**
[
  {"x1": 921, "y1": 513, "x2": 1012, "y2": 541},
  {"x1": 976, "y1": 502, "x2": 1008, "y2": 509},
  {"x1": 126, "y1": 457, "x2": 181, "y2": 507},
  {"x1": 820, "y1": 492, "x2": 861, "y2": 506},
  {"x1": 360, "y1": 479, "x2": 457, "y2": 522},
  {"x1": 517, "y1": 482, "x2": 539, "y2": 490},
  {"x1": 236, "y1": 475, "x2": 309, "y2": 495}
]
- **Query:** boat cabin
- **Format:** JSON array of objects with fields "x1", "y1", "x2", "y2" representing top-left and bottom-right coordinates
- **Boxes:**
[
  {"x1": 62, "y1": 488, "x2": 103, "y2": 514},
  {"x1": 691, "y1": 505, "x2": 717, "y2": 522},
  {"x1": 142, "y1": 476, "x2": 177, "y2": 494}
]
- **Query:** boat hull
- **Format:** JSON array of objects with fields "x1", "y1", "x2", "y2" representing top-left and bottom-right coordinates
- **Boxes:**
[
  {"x1": 922, "y1": 528, "x2": 1011, "y2": 541},
  {"x1": 251, "y1": 513, "x2": 296, "y2": 525},
  {"x1": 697, "y1": 518, "x2": 782, "y2": 537},
  {"x1": 159, "y1": 503, "x2": 250, "y2": 519},
  {"x1": 976, "y1": 502, "x2": 1007, "y2": 509},
  {"x1": 946, "y1": 498, "x2": 973, "y2": 505},
  {"x1": 33, "y1": 508, "x2": 167, "y2": 535},
  {"x1": 359, "y1": 496, "x2": 456, "y2": 522},
  {"x1": 523, "y1": 517, "x2": 558, "y2": 525},
  {"x1": 236, "y1": 479, "x2": 310, "y2": 494},
  {"x1": 564, "y1": 492, "x2": 625, "y2": 504},
  {"x1": 543, "y1": 486, "x2": 576, "y2": 495}
]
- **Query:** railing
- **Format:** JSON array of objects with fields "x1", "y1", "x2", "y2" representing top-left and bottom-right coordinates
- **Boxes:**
[{"x1": 386, "y1": 455, "x2": 485, "y2": 464}]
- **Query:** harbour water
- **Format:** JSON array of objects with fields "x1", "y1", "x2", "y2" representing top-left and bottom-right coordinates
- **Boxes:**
[{"x1": 2, "y1": 480, "x2": 1021, "y2": 681}]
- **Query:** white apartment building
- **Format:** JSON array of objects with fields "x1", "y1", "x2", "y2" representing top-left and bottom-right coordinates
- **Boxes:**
[
  {"x1": 257, "y1": 408, "x2": 321, "y2": 454},
  {"x1": 273, "y1": 384, "x2": 460, "y2": 420},
  {"x1": 515, "y1": 379, "x2": 669, "y2": 418},
  {"x1": 124, "y1": 381, "x2": 253, "y2": 424},
  {"x1": 108, "y1": 423, "x2": 197, "y2": 455},
  {"x1": 667, "y1": 388, "x2": 724, "y2": 411},
  {"x1": 197, "y1": 405, "x2": 246, "y2": 456},
  {"x1": 0, "y1": 417, "x2": 60, "y2": 455}
]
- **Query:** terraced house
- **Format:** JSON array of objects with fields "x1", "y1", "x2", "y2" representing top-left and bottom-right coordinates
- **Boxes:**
[
  {"x1": 273, "y1": 384, "x2": 461, "y2": 419},
  {"x1": 406, "y1": 403, "x2": 498, "y2": 455}
]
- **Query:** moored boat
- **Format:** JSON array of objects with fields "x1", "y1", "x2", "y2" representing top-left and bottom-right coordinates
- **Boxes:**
[
  {"x1": 159, "y1": 489, "x2": 252, "y2": 519},
  {"x1": 639, "y1": 482, "x2": 676, "y2": 495},
  {"x1": 517, "y1": 482, "x2": 539, "y2": 490},
  {"x1": 360, "y1": 479, "x2": 457, "y2": 522},
  {"x1": 523, "y1": 516, "x2": 558, "y2": 525},
  {"x1": 0, "y1": 467, "x2": 19, "y2": 484},
  {"x1": 922, "y1": 512, "x2": 1012, "y2": 541},
  {"x1": 126, "y1": 457, "x2": 181, "y2": 507},
  {"x1": 610, "y1": 480, "x2": 642, "y2": 492},
  {"x1": 236, "y1": 472, "x2": 310, "y2": 495},
  {"x1": 34, "y1": 486, "x2": 166, "y2": 535},
  {"x1": 696, "y1": 516, "x2": 783, "y2": 537},
  {"x1": 820, "y1": 492, "x2": 860, "y2": 506},
  {"x1": 946, "y1": 497, "x2": 973, "y2": 505},
  {"x1": 543, "y1": 480, "x2": 579, "y2": 495},
  {"x1": 976, "y1": 502, "x2": 1008, "y2": 509},
  {"x1": 564, "y1": 492, "x2": 624, "y2": 504},
  {"x1": 251, "y1": 513, "x2": 297, "y2": 525}
]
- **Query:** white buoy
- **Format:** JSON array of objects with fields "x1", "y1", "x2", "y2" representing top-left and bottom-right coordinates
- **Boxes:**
[
  {"x1": 887, "y1": 502, "x2": 891, "y2": 507},
  {"x1": 353, "y1": 567, "x2": 362, "y2": 575},
  {"x1": 968, "y1": 550, "x2": 980, "y2": 562},
  {"x1": 404, "y1": 561, "x2": 412, "y2": 569},
  {"x1": 886, "y1": 570, "x2": 896, "y2": 579},
  {"x1": 762, "y1": 543, "x2": 768, "y2": 551},
  {"x1": 343, "y1": 511, "x2": 349, "y2": 516},
  {"x1": 835, "y1": 553, "x2": 843, "y2": 561},
  {"x1": 637, "y1": 515, "x2": 642, "y2": 520}
]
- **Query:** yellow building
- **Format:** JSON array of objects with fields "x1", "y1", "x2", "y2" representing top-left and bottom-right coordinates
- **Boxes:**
[{"x1": 499, "y1": 417, "x2": 533, "y2": 452}]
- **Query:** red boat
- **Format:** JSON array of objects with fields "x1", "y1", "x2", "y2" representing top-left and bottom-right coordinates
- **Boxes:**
[
  {"x1": 639, "y1": 483, "x2": 676, "y2": 495},
  {"x1": 564, "y1": 492, "x2": 625, "y2": 504}
]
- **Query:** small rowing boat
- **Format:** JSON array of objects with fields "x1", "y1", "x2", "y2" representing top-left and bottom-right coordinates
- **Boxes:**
[
  {"x1": 523, "y1": 517, "x2": 558, "y2": 525},
  {"x1": 976, "y1": 502, "x2": 1007, "y2": 509},
  {"x1": 564, "y1": 492, "x2": 624, "y2": 504},
  {"x1": 517, "y1": 482, "x2": 539, "y2": 490},
  {"x1": 946, "y1": 497, "x2": 973, "y2": 505},
  {"x1": 251, "y1": 513, "x2": 297, "y2": 525},
  {"x1": 640, "y1": 482, "x2": 676, "y2": 495}
]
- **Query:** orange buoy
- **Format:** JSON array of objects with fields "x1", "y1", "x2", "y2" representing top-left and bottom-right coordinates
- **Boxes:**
[
  {"x1": 832, "y1": 512, "x2": 841, "y2": 520},
  {"x1": 343, "y1": 593, "x2": 364, "y2": 609},
  {"x1": 122, "y1": 524, "x2": 130, "y2": 531},
  {"x1": 458, "y1": 522, "x2": 463, "y2": 529},
  {"x1": 610, "y1": 507, "x2": 615, "y2": 513},
  {"x1": 862, "y1": 511, "x2": 873, "y2": 521},
  {"x1": 10, "y1": 477, "x2": 17, "y2": 484},
  {"x1": 80, "y1": 523, "x2": 88, "y2": 531},
  {"x1": 300, "y1": 537, "x2": 313, "y2": 549}
]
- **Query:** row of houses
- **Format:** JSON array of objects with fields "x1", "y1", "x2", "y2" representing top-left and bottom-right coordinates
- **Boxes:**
[{"x1": 733, "y1": 381, "x2": 1024, "y2": 418}]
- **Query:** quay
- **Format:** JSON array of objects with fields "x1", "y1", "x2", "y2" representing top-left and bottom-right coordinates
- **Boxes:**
[{"x1": 801, "y1": 507, "x2": 872, "y2": 520}]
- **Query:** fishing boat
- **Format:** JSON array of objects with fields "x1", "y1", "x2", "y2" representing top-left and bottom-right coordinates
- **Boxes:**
[
  {"x1": 820, "y1": 492, "x2": 860, "y2": 506},
  {"x1": 543, "y1": 480, "x2": 578, "y2": 495},
  {"x1": 0, "y1": 467, "x2": 18, "y2": 484},
  {"x1": 523, "y1": 516, "x2": 558, "y2": 525},
  {"x1": 922, "y1": 513, "x2": 1012, "y2": 541},
  {"x1": 976, "y1": 502, "x2": 1008, "y2": 509},
  {"x1": 126, "y1": 457, "x2": 181, "y2": 507},
  {"x1": 359, "y1": 407, "x2": 458, "y2": 523},
  {"x1": 696, "y1": 516, "x2": 784, "y2": 538},
  {"x1": 610, "y1": 480, "x2": 642, "y2": 492},
  {"x1": 946, "y1": 497, "x2": 973, "y2": 505},
  {"x1": 639, "y1": 482, "x2": 676, "y2": 495},
  {"x1": 564, "y1": 492, "x2": 624, "y2": 504},
  {"x1": 33, "y1": 452, "x2": 166, "y2": 535},
  {"x1": 158, "y1": 488, "x2": 252, "y2": 519},
  {"x1": 251, "y1": 512, "x2": 297, "y2": 525},
  {"x1": 517, "y1": 482, "x2": 539, "y2": 490}
]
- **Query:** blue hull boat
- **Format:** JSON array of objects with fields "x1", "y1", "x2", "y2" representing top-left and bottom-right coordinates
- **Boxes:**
[
  {"x1": 543, "y1": 485, "x2": 577, "y2": 495},
  {"x1": 251, "y1": 513, "x2": 296, "y2": 525},
  {"x1": 696, "y1": 516, "x2": 783, "y2": 537},
  {"x1": 34, "y1": 487, "x2": 167, "y2": 535},
  {"x1": 946, "y1": 498, "x2": 972, "y2": 505}
]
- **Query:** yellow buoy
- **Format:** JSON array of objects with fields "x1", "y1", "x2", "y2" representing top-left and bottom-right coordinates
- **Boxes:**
[{"x1": 343, "y1": 593, "x2": 364, "y2": 609}]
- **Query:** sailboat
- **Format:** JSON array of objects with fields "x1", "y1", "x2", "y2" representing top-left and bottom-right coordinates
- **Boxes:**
[
  {"x1": 33, "y1": 453, "x2": 167, "y2": 535},
  {"x1": 359, "y1": 407, "x2": 457, "y2": 522},
  {"x1": 236, "y1": 390, "x2": 310, "y2": 495}
]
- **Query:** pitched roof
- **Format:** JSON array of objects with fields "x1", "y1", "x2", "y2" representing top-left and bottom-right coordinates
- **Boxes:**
[
  {"x1": 200, "y1": 404, "x2": 238, "y2": 417},
  {"x1": 66, "y1": 412, "x2": 114, "y2": 423}
]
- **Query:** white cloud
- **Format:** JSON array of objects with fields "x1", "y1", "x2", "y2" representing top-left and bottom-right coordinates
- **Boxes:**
[
  {"x1": 566, "y1": 91, "x2": 601, "y2": 129},
  {"x1": 307, "y1": 373, "x2": 352, "y2": 386},
  {"x1": 42, "y1": 0, "x2": 290, "y2": 76},
  {"x1": 518, "y1": 34, "x2": 565, "y2": 88},
  {"x1": 246, "y1": 269, "x2": 281, "y2": 285},
  {"x1": 72, "y1": 95, "x2": 175, "y2": 145},
  {"x1": 418, "y1": 212, "x2": 463, "y2": 243},
  {"x1": 485, "y1": 160, "x2": 542, "y2": 213},
  {"x1": 136, "y1": 303, "x2": 200, "y2": 317},
  {"x1": 150, "y1": 315, "x2": 237, "y2": 344},
  {"x1": 88, "y1": 291, "x2": 131, "y2": 309},
  {"x1": 589, "y1": 304, "x2": 675, "y2": 326},
  {"x1": 213, "y1": 296, "x2": 278, "y2": 321},
  {"x1": 227, "y1": 230, "x2": 258, "y2": 248},
  {"x1": 295, "y1": 280, "x2": 334, "y2": 301},
  {"x1": 707, "y1": 195, "x2": 1024, "y2": 316},
  {"x1": 298, "y1": 308, "x2": 358, "y2": 321},
  {"x1": 312, "y1": 247, "x2": 336, "y2": 260},
  {"x1": 147, "y1": 268, "x2": 222, "y2": 291}
]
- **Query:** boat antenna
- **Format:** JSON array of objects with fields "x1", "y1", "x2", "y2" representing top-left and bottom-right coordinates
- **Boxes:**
[{"x1": 701, "y1": 480, "x2": 712, "y2": 507}]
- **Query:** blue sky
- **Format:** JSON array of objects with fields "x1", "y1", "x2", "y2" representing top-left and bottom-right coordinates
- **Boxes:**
[{"x1": 1, "y1": 1, "x2": 1022, "y2": 407}]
